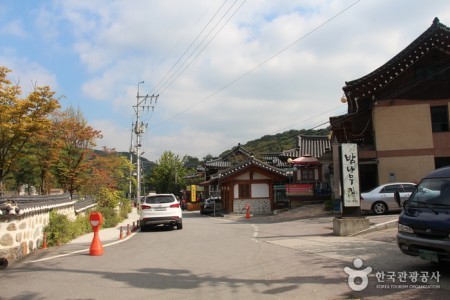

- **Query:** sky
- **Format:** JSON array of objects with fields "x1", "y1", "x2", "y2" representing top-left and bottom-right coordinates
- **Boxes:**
[{"x1": 1, "y1": 0, "x2": 450, "y2": 162}]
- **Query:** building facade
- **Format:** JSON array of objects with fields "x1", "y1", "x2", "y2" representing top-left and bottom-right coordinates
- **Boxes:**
[{"x1": 330, "y1": 18, "x2": 450, "y2": 194}]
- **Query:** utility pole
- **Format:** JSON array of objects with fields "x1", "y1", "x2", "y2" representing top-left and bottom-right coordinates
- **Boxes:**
[
  {"x1": 133, "y1": 81, "x2": 158, "y2": 211},
  {"x1": 128, "y1": 122, "x2": 134, "y2": 200}
]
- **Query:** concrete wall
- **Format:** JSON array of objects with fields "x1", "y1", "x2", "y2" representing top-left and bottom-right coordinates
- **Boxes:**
[
  {"x1": 372, "y1": 102, "x2": 448, "y2": 184},
  {"x1": 373, "y1": 103, "x2": 433, "y2": 150}
]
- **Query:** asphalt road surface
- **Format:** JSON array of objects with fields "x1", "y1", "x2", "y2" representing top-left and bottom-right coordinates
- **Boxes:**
[{"x1": 1, "y1": 211, "x2": 449, "y2": 299}]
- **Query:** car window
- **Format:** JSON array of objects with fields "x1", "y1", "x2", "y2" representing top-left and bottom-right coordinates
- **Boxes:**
[
  {"x1": 402, "y1": 184, "x2": 416, "y2": 192},
  {"x1": 146, "y1": 195, "x2": 174, "y2": 204},
  {"x1": 381, "y1": 184, "x2": 402, "y2": 193}
]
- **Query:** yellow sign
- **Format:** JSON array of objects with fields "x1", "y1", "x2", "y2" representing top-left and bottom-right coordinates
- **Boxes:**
[{"x1": 191, "y1": 185, "x2": 197, "y2": 202}]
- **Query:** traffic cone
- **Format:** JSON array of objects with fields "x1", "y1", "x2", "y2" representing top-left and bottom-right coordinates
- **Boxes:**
[
  {"x1": 90, "y1": 230, "x2": 103, "y2": 256},
  {"x1": 245, "y1": 205, "x2": 251, "y2": 219},
  {"x1": 42, "y1": 232, "x2": 48, "y2": 250},
  {"x1": 127, "y1": 224, "x2": 131, "y2": 236},
  {"x1": 119, "y1": 226, "x2": 123, "y2": 240}
]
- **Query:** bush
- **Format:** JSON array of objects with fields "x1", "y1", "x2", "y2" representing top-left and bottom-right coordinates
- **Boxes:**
[
  {"x1": 44, "y1": 188, "x2": 132, "y2": 246},
  {"x1": 95, "y1": 187, "x2": 131, "y2": 228},
  {"x1": 44, "y1": 210, "x2": 91, "y2": 246}
]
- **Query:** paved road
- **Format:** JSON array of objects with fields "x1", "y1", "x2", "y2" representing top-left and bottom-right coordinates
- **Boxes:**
[{"x1": 1, "y1": 210, "x2": 448, "y2": 299}]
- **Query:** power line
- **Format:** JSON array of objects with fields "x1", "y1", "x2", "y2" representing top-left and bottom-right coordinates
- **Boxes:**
[{"x1": 152, "y1": 0, "x2": 361, "y2": 129}]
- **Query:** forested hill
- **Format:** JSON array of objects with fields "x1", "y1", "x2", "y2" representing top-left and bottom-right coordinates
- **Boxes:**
[{"x1": 221, "y1": 128, "x2": 331, "y2": 157}]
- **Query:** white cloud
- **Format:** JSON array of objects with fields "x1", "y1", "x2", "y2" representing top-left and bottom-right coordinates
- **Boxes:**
[{"x1": 3, "y1": 0, "x2": 450, "y2": 161}]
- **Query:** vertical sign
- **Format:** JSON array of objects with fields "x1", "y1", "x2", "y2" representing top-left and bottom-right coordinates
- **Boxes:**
[
  {"x1": 340, "y1": 143, "x2": 360, "y2": 207},
  {"x1": 191, "y1": 185, "x2": 197, "y2": 202}
]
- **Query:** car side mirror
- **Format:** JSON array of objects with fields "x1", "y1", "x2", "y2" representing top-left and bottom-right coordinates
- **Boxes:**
[{"x1": 394, "y1": 190, "x2": 401, "y2": 207}]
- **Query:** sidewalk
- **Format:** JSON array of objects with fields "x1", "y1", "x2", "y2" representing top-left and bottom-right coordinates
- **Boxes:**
[
  {"x1": 68, "y1": 207, "x2": 141, "y2": 246},
  {"x1": 220, "y1": 204, "x2": 399, "y2": 236}
]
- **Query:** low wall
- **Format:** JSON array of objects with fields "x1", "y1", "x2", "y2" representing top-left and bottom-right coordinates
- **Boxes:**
[
  {"x1": 234, "y1": 198, "x2": 271, "y2": 214},
  {"x1": 0, "y1": 194, "x2": 76, "y2": 267},
  {"x1": 0, "y1": 210, "x2": 49, "y2": 264}
]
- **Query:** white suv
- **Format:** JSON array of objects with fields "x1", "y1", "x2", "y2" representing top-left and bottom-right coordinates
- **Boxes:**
[{"x1": 139, "y1": 194, "x2": 183, "y2": 231}]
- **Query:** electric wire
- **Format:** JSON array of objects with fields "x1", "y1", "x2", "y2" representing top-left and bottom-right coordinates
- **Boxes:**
[{"x1": 151, "y1": 0, "x2": 361, "y2": 129}]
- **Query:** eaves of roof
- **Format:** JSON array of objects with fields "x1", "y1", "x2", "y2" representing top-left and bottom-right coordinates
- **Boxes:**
[
  {"x1": 343, "y1": 17, "x2": 450, "y2": 112},
  {"x1": 0, "y1": 194, "x2": 75, "y2": 216},
  {"x1": 217, "y1": 157, "x2": 287, "y2": 181}
]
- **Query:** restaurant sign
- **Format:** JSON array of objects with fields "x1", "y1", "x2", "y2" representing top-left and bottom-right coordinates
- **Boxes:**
[
  {"x1": 340, "y1": 143, "x2": 360, "y2": 207},
  {"x1": 286, "y1": 183, "x2": 314, "y2": 196}
]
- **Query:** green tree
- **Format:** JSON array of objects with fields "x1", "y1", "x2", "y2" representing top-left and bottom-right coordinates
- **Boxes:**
[
  {"x1": 0, "y1": 66, "x2": 60, "y2": 194},
  {"x1": 150, "y1": 151, "x2": 187, "y2": 196}
]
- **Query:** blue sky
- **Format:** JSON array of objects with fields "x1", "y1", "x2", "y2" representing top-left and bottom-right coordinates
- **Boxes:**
[{"x1": 1, "y1": 0, "x2": 450, "y2": 161}]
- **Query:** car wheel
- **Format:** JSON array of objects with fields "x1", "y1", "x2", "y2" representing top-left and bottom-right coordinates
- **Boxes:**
[
  {"x1": 372, "y1": 202, "x2": 387, "y2": 215},
  {"x1": 176, "y1": 221, "x2": 183, "y2": 230}
]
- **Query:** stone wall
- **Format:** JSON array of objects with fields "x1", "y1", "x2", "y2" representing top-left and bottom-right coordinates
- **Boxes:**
[
  {"x1": 0, "y1": 210, "x2": 50, "y2": 264},
  {"x1": 233, "y1": 198, "x2": 271, "y2": 214},
  {"x1": 0, "y1": 196, "x2": 76, "y2": 267}
]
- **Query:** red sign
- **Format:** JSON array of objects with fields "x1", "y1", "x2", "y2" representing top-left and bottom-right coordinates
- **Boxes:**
[
  {"x1": 89, "y1": 212, "x2": 103, "y2": 230},
  {"x1": 286, "y1": 184, "x2": 314, "y2": 196}
]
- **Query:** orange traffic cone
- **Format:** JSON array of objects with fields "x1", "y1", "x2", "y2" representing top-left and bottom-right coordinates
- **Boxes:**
[
  {"x1": 119, "y1": 226, "x2": 123, "y2": 240},
  {"x1": 245, "y1": 204, "x2": 251, "y2": 219},
  {"x1": 90, "y1": 230, "x2": 103, "y2": 256},
  {"x1": 42, "y1": 232, "x2": 48, "y2": 250}
]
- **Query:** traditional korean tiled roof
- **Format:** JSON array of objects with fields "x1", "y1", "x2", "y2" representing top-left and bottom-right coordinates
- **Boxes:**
[
  {"x1": 204, "y1": 158, "x2": 232, "y2": 169},
  {"x1": 217, "y1": 157, "x2": 287, "y2": 181},
  {"x1": 297, "y1": 135, "x2": 331, "y2": 158},
  {"x1": 205, "y1": 135, "x2": 331, "y2": 173},
  {"x1": 73, "y1": 196, "x2": 97, "y2": 213},
  {"x1": 0, "y1": 194, "x2": 75, "y2": 216},
  {"x1": 343, "y1": 17, "x2": 450, "y2": 113}
]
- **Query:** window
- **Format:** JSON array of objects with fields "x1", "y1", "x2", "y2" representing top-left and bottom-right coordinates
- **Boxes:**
[
  {"x1": 300, "y1": 168, "x2": 315, "y2": 181},
  {"x1": 403, "y1": 184, "x2": 416, "y2": 192},
  {"x1": 238, "y1": 184, "x2": 250, "y2": 198},
  {"x1": 381, "y1": 184, "x2": 401, "y2": 193},
  {"x1": 431, "y1": 106, "x2": 449, "y2": 132}
]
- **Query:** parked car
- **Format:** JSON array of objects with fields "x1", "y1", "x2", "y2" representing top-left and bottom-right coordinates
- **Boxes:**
[
  {"x1": 200, "y1": 197, "x2": 222, "y2": 215},
  {"x1": 397, "y1": 166, "x2": 450, "y2": 263},
  {"x1": 360, "y1": 182, "x2": 416, "y2": 215},
  {"x1": 139, "y1": 194, "x2": 182, "y2": 231}
]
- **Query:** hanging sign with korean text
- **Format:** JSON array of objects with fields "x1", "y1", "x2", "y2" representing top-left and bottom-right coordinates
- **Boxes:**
[{"x1": 340, "y1": 143, "x2": 360, "y2": 207}]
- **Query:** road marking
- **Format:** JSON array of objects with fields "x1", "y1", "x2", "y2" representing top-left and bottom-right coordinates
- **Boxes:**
[
  {"x1": 252, "y1": 224, "x2": 259, "y2": 242},
  {"x1": 27, "y1": 232, "x2": 138, "y2": 263}
]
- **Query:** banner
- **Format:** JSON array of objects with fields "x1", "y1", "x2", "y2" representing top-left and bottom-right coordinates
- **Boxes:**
[
  {"x1": 191, "y1": 185, "x2": 197, "y2": 202},
  {"x1": 286, "y1": 183, "x2": 314, "y2": 196}
]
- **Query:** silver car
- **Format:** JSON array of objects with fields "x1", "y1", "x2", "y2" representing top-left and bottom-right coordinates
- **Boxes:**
[
  {"x1": 360, "y1": 182, "x2": 416, "y2": 214},
  {"x1": 139, "y1": 194, "x2": 183, "y2": 231}
]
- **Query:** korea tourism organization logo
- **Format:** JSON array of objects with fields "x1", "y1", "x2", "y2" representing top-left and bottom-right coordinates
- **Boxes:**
[{"x1": 344, "y1": 258, "x2": 441, "y2": 291}]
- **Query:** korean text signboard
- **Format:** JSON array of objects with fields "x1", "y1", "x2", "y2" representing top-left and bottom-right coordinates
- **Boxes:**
[
  {"x1": 191, "y1": 185, "x2": 197, "y2": 202},
  {"x1": 340, "y1": 143, "x2": 360, "y2": 207}
]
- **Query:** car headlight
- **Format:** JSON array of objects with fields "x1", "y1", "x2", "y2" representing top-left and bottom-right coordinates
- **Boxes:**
[{"x1": 398, "y1": 223, "x2": 413, "y2": 233}]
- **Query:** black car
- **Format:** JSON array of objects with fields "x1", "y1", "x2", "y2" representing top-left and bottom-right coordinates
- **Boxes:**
[
  {"x1": 397, "y1": 166, "x2": 450, "y2": 263},
  {"x1": 200, "y1": 197, "x2": 222, "y2": 215}
]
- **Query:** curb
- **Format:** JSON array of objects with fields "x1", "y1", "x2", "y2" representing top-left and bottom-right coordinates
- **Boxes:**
[{"x1": 350, "y1": 219, "x2": 398, "y2": 236}]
